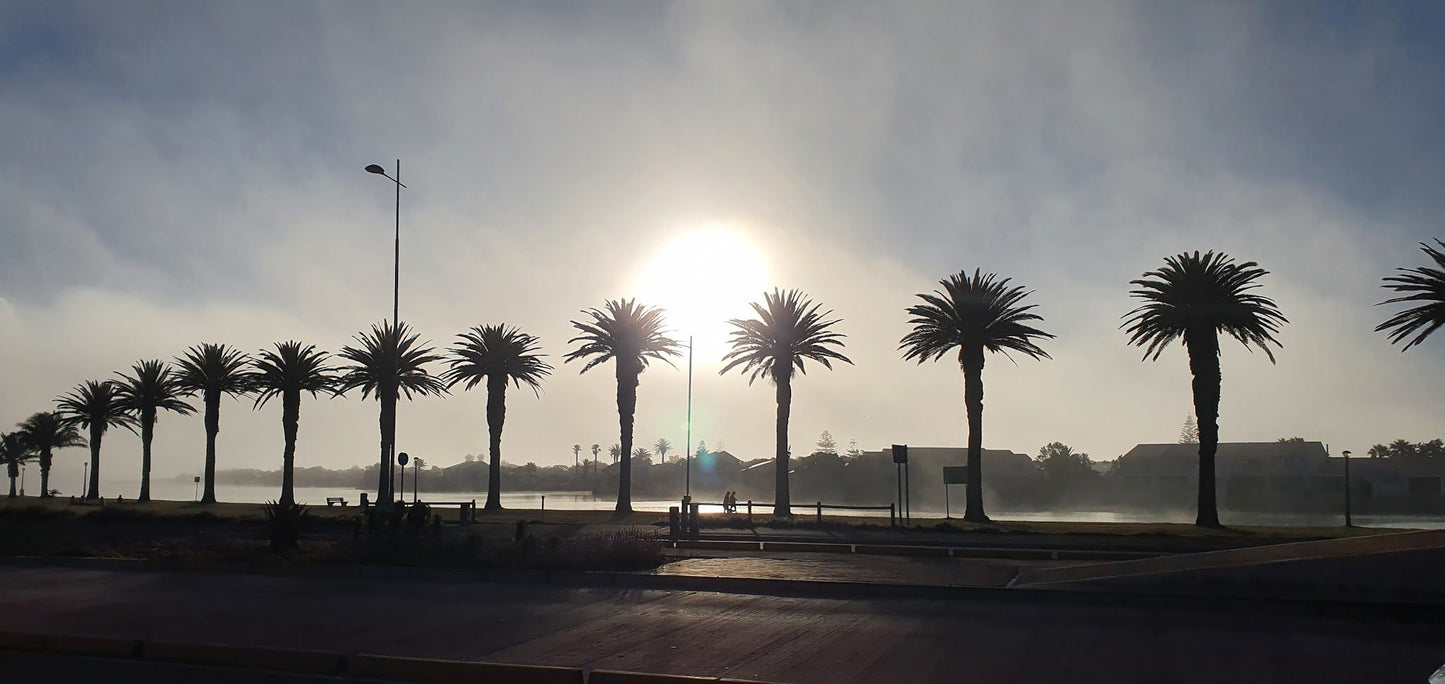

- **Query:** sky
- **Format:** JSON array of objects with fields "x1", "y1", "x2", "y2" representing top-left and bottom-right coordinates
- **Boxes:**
[{"x1": 4, "y1": 1, "x2": 1445, "y2": 494}]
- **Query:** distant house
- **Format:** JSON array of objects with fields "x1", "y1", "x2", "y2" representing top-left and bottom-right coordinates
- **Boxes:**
[{"x1": 1114, "y1": 441, "x2": 1331, "y2": 509}]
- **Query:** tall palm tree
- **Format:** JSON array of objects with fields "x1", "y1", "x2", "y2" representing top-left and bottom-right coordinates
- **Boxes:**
[
  {"x1": 1124, "y1": 251, "x2": 1285, "y2": 528},
  {"x1": 55, "y1": 380, "x2": 135, "y2": 500},
  {"x1": 251, "y1": 341, "x2": 334, "y2": 506},
  {"x1": 1, "y1": 431, "x2": 34, "y2": 497},
  {"x1": 174, "y1": 343, "x2": 253, "y2": 504},
  {"x1": 1377, "y1": 240, "x2": 1445, "y2": 350},
  {"x1": 900, "y1": 270, "x2": 1051, "y2": 523},
  {"x1": 590, "y1": 443, "x2": 600, "y2": 477},
  {"x1": 566, "y1": 299, "x2": 682, "y2": 514},
  {"x1": 609, "y1": 443, "x2": 620, "y2": 464},
  {"x1": 336, "y1": 321, "x2": 447, "y2": 505},
  {"x1": 115, "y1": 360, "x2": 195, "y2": 502},
  {"x1": 16, "y1": 412, "x2": 86, "y2": 498},
  {"x1": 443, "y1": 323, "x2": 552, "y2": 511},
  {"x1": 722, "y1": 289, "x2": 852, "y2": 516},
  {"x1": 654, "y1": 438, "x2": 672, "y2": 462}
]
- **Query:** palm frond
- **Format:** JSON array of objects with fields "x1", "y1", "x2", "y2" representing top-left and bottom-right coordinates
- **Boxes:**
[
  {"x1": 174, "y1": 343, "x2": 254, "y2": 397},
  {"x1": 55, "y1": 380, "x2": 136, "y2": 433},
  {"x1": 16, "y1": 411, "x2": 87, "y2": 451},
  {"x1": 115, "y1": 360, "x2": 197, "y2": 417},
  {"x1": 251, "y1": 341, "x2": 335, "y2": 408},
  {"x1": 444, "y1": 323, "x2": 552, "y2": 396},
  {"x1": 1122, "y1": 251, "x2": 1286, "y2": 362},
  {"x1": 565, "y1": 299, "x2": 683, "y2": 374},
  {"x1": 335, "y1": 320, "x2": 448, "y2": 401},
  {"x1": 899, "y1": 269, "x2": 1053, "y2": 367},
  {"x1": 721, "y1": 289, "x2": 852, "y2": 385},
  {"x1": 1377, "y1": 240, "x2": 1445, "y2": 351}
]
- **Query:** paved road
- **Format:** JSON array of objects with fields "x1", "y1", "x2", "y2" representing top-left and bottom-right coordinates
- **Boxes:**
[{"x1": 2, "y1": 565, "x2": 1442, "y2": 683}]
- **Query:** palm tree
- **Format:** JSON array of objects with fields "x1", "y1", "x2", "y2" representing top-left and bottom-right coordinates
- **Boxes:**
[
  {"x1": 16, "y1": 412, "x2": 86, "y2": 498},
  {"x1": 336, "y1": 321, "x2": 448, "y2": 505},
  {"x1": 900, "y1": 270, "x2": 1051, "y2": 523},
  {"x1": 1124, "y1": 251, "x2": 1285, "y2": 528},
  {"x1": 609, "y1": 443, "x2": 620, "y2": 464},
  {"x1": 566, "y1": 299, "x2": 682, "y2": 514},
  {"x1": 1, "y1": 431, "x2": 34, "y2": 497},
  {"x1": 722, "y1": 289, "x2": 852, "y2": 517},
  {"x1": 443, "y1": 323, "x2": 552, "y2": 511},
  {"x1": 654, "y1": 437, "x2": 672, "y2": 462},
  {"x1": 174, "y1": 344, "x2": 253, "y2": 504},
  {"x1": 633, "y1": 446, "x2": 651, "y2": 463},
  {"x1": 55, "y1": 380, "x2": 134, "y2": 500},
  {"x1": 252, "y1": 341, "x2": 335, "y2": 506},
  {"x1": 590, "y1": 443, "x2": 601, "y2": 478},
  {"x1": 1377, "y1": 240, "x2": 1445, "y2": 350},
  {"x1": 115, "y1": 360, "x2": 195, "y2": 502}
]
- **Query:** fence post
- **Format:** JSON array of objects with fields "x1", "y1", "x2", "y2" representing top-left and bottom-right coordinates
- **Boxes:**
[
  {"x1": 890, "y1": 503, "x2": 896, "y2": 527},
  {"x1": 668, "y1": 506, "x2": 680, "y2": 541},
  {"x1": 689, "y1": 502, "x2": 700, "y2": 539},
  {"x1": 816, "y1": 501, "x2": 823, "y2": 524},
  {"x1": 747, "y1": 500, "x2": 752, "y2": 524}
]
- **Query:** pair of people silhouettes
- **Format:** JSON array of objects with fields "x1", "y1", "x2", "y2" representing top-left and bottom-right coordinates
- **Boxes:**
[{"x1": 722, "y1": 491, "x2": 739, "y2": 513}]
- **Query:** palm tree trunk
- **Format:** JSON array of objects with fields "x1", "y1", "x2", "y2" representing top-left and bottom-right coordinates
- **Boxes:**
[
  {"x1": 7, "y1": 470, "x2": 15, "y2": 498},
  {"x1": 376, "y1": 389, "x2": 396, "y2": 504},
  {"x1": 201, "y1": 391, "x2": 220, "y2": 504},
  {"x1": 138, "y1": 409, "x2": 155, "y2": 502},
  {"x1": 774, "y1": 374, "x2": 792, "y2": 517},
  {"x1": 962, "y1": 349, "x2": 988, "y2": 523},
  {"x1": 1186, "y1": 330, "x2": 1223, "y2": 528},
  {"x1": 86, "y1": 423, "x2": 102, "y2": 500},
  {"x1": 616, "y1": 363, "x2": 638, "y2": 514},
  {"x1": 281, "y1": 392, "x2": 299, "y2": 507},
  {"x1": 484, "y1": 376, "x2": 507, "y2": 511},
  {"x1": 39, "y1": 448, "x2": 53, "y2": 499}
]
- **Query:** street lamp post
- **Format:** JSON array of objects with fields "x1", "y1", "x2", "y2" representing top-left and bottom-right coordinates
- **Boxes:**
[
  {"x1": 685, "y1": 336, "x2": 693, "y2": 498},
  {"x1": 1342, "y1": 449, "x2": 1353, "y2": 528},
  {"x1": 20, "y1": 465, "x2": 25, "y2": 496},
  {"x1": 365, "y1": 160, "x2": 406, "y2": 505},
  {"x1": 82, "y1": 462, "x2": 88, "y2": 499}
]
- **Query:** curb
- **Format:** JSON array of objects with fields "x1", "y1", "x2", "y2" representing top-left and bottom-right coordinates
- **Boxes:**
[
  {"x1": 674, "y1": 539, "x2": 1158, "y2": 561},
  {"x1": 0, "y1": 631, "x2": 773, "y2": 683}
]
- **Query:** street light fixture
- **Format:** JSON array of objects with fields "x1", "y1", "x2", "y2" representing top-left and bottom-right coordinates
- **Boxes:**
[{"x1": 365, "y1": 159, "x2": 407, "y2": 505}]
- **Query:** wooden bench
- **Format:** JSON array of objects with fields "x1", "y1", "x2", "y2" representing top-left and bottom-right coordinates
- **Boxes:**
[{"x1": 326, "y1": 497, "x2": 347, "y2": 507}]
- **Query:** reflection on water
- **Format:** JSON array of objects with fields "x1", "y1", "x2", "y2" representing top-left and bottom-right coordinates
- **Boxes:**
[{"x1": 117, "y1": 481, "x2": 1445, "y2": 529}]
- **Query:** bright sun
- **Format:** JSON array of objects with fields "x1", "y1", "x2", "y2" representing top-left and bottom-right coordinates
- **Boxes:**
[{"x1": 634, "y1": 225, "x2": 770, "y2": 364}]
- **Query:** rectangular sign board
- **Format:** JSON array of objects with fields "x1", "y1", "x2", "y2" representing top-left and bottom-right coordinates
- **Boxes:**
[
  {"x1": 942, "y1": 466, "x2": 968, "y2": 485},
  {"x1": 891, "y1": 444, "x2": 908, "y2": 464}
]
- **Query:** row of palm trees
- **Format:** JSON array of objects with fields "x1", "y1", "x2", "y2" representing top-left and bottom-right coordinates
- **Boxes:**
[{"x1": 4, "y1": 245, "x2": 1444, "y2": 527}]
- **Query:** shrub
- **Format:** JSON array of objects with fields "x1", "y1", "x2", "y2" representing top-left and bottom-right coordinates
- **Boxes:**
[{"x1": 263, "y1": 500, "x2": 311, "y2": 551}]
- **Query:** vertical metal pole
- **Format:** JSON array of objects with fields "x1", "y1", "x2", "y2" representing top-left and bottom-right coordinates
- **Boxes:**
[
  {"x1": 1344, "y1": 450, "x2": 1353, "y2": 527},
  {"x1": 896, "y1": 463, "x2": 902, "y2": 521},
  {"x1": 413, "y1": 460, "x2": 418, "y2": 504},
  {"x1": 945, "y1": 483, "x2": 950, "y2": 519},
  {"x1": 905, "y1": 462, "x2": 911, "y2": 524},
  {"x1": 388, "y1": 159, "x2": 401, "y2": 504},
  {"x1": 685, "y1": 336, "x2": 693, "y2": 498}
]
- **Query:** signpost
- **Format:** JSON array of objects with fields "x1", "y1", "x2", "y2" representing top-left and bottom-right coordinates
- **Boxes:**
[
  {"x1": 892, "y1": 444, "x2": 910, "y2": 524},
  {"x1": 193, "y1": 476, "x2": 200, "y2": 502},
  {"x1": 942, "y1": 466, "x2": 968, "y2": 519},
  {"x1": 397, "y1": 452, "x2": 410, "y2": 505}
]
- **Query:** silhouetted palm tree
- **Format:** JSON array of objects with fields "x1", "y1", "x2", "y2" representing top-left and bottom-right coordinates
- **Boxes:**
[
  {"x1": 609, "y1": 443, "x2": 620, "y2": 464},
  {"x1": 900, "y1": 270, "x2": 1051, "y2": 523},
  {"x1": 1124, "y1": 251, "x2": 1285, "y2": 528},
  {"x1": 443, "y1": 324, "x2": 551, "y2": 511},
  {"x1": 723, "y1": 289, "x2": 851, "y2": 517},
  {"x1": 174, "y1": 344, "x2": 253, "y2": 504},
  {"x1": 1, "y1": 431, "x2": 34, "y2": 498},
  {"x1": 590, "y1": 443, "x2": 600, "y2": 477},
  {"x1": 56, "y1": 380, "x2": 134, "y2": 500},
  {"x1": 566, "y1": 299, "x2": 682, "y2": 514},
  {"x1": 252, "y1": 341, "x2": 334, "y2": 506},
  {"x1": 654, "y1": 438, "x2": 671, "y2": 462},
  {"x1": 115, "y1": 360, "x2": 195, "y2": 502},
  {"x1": 16, "y1": 412, "x2": 85, "y2": 498},
  {"x1": 1377, "y1": 240, "x2": 1445, "y2": 350},
  {"x1": 337, "y1": 321, "x2": 447, "y2": 505}
]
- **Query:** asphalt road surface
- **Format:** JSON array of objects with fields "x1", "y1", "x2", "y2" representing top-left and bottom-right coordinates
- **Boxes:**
[{"x1": 2, "y1": 564, "x2": 1442, "y2": 683}]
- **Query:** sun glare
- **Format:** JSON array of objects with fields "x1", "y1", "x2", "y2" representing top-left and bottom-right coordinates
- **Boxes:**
[{"x1": 634, "y1": 225, "x2": 770, "y2": 364}]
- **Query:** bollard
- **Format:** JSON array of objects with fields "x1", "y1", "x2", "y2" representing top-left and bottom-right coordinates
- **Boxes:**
[
  {"x1": 890, "y1": 503, "x2": 896, "y2": 527},
  {"x1": 817, "y1": 501, "x2": 823, "y2": 524},
  {"x1": 459, "y1": 501, "x2": 470, "y2": 525},
  {"x1": 747, "y1": 500, "x2": 752, "y2": 523},
  {"x1": 668, "y1": 506, "x2": 680, "y2": 540}
]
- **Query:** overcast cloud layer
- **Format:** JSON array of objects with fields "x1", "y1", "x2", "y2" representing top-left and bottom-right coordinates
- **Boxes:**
[{"x1": 4, "y1": 1, "x2": 1445, "y2": 493}]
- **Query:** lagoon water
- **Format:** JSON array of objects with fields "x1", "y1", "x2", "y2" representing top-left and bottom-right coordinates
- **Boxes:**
[{"x1": 76, "y1": 479, "x2": 1442, "y2": 529}]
